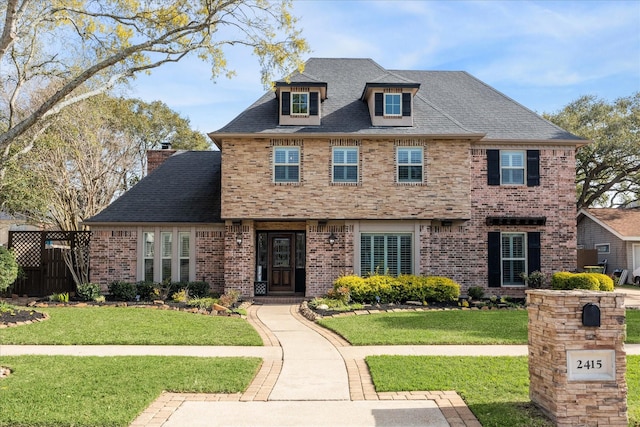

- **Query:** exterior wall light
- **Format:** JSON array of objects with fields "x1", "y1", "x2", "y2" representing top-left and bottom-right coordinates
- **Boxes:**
[
  {"x1": 236, "y1": 235, "x2": 243, "y2": 246},
  {"x1": 328, "y1": 232, "x2": 337, "y2": 246}
]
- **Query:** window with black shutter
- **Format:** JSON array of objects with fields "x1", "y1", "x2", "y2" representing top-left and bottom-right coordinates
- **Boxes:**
[
  {"x1": 374, "y1": 93, "x2": 383, "y2": 116},
  {"x1": 309, "y1": 92, "x2": 319, "y2": 116},
  {"x1": 281, "y1": 92, "x2": 290, "y2": 116},
  {"x1": 488, "y1": 232, "x2": 501, "y2": 287},
  {"x1": 402, "y1": 92, "x2": 411, "y2": 116},
  {"x1": 527, "y1": 150, "x2": 540, "y2": 187}
]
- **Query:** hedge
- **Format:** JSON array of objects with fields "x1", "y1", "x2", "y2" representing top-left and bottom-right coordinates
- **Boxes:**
[
  {"x1": 331, "y1": 274, "x2": 460, "y2": 304},
  {"x1": 551, "y1": 272, "x2": 614, "y2": 291}
]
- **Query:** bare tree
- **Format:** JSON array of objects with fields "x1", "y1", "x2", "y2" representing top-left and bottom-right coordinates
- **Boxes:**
[{"x1": 0, "y1": 0, "x2": 308, "y2": 175}]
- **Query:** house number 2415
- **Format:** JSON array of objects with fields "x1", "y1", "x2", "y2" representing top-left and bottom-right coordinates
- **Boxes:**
[{"x1": 576, "y1": 359, "x2": 603, "y2": 370}]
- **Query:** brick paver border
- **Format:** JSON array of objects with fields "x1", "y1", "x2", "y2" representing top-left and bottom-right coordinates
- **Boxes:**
[{"x1": 130, "y1": 303, "x2": 481, "y2": 427}]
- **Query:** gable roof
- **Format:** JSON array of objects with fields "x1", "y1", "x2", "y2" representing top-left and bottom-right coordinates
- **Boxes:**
[
  {"x1": 578, "y1": 208, "x2": 640, "y2": 240},
  {"x1": 85, "y1": 151, "x2": 221, "y2": 224},
  {"x1": 209, "y1": 57, "x2": 585, "y2": 144}
]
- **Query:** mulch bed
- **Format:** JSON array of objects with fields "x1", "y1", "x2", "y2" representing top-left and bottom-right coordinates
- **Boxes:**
[{"x1": 0, "y1": 306, "x2": 48, "y2": 328}]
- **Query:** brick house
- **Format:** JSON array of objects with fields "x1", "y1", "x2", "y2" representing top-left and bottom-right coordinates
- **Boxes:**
[
  {"x1": 577, "y1": 208, "x2": 640, "y2": 283},
  {"x1": 85, "y1": 58, "x2": 585, "y2": 298}
]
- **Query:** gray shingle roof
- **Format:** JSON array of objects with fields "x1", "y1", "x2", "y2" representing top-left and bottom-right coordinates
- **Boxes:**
[
  {"x1": 211, "y1": 58, "x2": 583, "y2": 142},
  {"x1": 85, "y1": 151, "x2": 221, "y2": 224}
]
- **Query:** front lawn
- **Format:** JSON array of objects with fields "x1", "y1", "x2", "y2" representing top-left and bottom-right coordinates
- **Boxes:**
[
  {"x1": 0, "y1": 355, "x2": 261, "y2": 427},
  {"x1": 367, "y1": 355, "x2": 640, "y2": 427},
  {"x1": 0, "y1": 306, "x2": 262, "y2": 345},
  {"x1": 319, "y1": 309, "x2": 640, "y2": 345}
]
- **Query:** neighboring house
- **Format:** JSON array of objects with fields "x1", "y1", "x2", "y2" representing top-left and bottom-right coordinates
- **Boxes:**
[
  {"x1": 577, "y1": 208, "x2": 640, "y2": 284},
  {"x1": 0, "y1": 212, "x2": 39, "y2": 247},
  {"x1": 85, "y1": 58, "x2": 585, "y2": 298}
]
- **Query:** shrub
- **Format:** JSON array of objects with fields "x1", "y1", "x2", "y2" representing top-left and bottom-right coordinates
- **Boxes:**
[
  {"x1": 219, "y1": 289, "x2": 240, "y2": 308},
  {"x1": 333, "y1": 275, "x2": 369, "y2": 303},
  {"x1": 135, "y1": 281, "x2": 157, "y2": 301},
  {"x1": 187, "y1": 297, "x2": 218, "y2": 310},
  {"x1": 76, "y1": 283, "x2": 101, "y2": 301},
  {"x1": 108, "y1": 281, "x2": 137, "y2": 301},
  {"x1": 366, "y1": 275, "x2": 402, "y2": 303},
  {"x1": 467, "y1": 286, "x2": 485, "y2": 300},
  {"x1": 396, "y1": 275, "x2": 433, "y2": 303},
  {"x1": 49, "y1": 292, "x2": 69, "y2": 303},
  {"x1": 171, "y1": 288, "x2": 189, "y2": 303},
  {"x1": 327, "y1": 286, "x2": 350, "y2": 304},
  {"x1": 426, "y1": 276, "x2": 460, "y2": 302},
  {"x1": 0, "y1": 247, "x2": 19, "y2": 293},
  {"x1": 551, "y1": 272, "x2": 600, "y2": 291},
  {"x1": 589, "y1": 273, "x2": 615, "y2": 291},
  {"x1": 521, "y1": 270, "x2": 546, "y2": 288},
  {"x1": 186, "y1": 281, "x2": 210, "y2": 298}
]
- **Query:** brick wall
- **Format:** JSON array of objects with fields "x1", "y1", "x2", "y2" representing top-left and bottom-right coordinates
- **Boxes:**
[
  {"x1": 89, "y1": 227, "x2": 138, "y2": 290},
  {"x1": 306, "y1": 222, "x2": 354, "y2": 296},
  {"x1": 223, "y1": 221, "x2": 255, "y2": 297},
  {"x1": 220, "y1": 137, "x2": 472, "y2": 220},
  {"x1": 527, "y1": 290, "x2": 627, "y2": 426},
  {"x1": 90, "y1": 225, "x2": 226, "y2": 295}
]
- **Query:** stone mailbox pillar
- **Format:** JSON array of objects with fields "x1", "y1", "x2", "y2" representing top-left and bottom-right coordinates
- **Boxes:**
[{"x1": 527, "y1": 289, "x2": 627, "y2": 427}]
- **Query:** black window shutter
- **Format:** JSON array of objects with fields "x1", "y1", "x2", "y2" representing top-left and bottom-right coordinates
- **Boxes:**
[
  {"x1": 488, "y1": 232, "x2": 502, "y2": 287},
  {"x1": 309, "y1": 92, "x2": 318, "y2": 116},
  {"x1": 527, "y1": 232, "x2": 541, "y2": 273},
  {"x1": 487, "y1": 150, "x2": 500, "y2": 186},
  {"x1": 527, "y1": 150, "x2": 540, "y2": 187},
  {"x1": 374, "y1": 93, "x2": 383, "y2": 116},
  {"x1": 281, "y1": 92, "x2": 290, "y2": 115},
  {"x1": 402, "y1": 93, "x2": 411, "y2": 116}
]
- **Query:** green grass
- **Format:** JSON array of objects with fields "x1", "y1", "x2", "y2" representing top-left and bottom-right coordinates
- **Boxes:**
[
  {"x1": 319, "y1": 309, "x2": 640, "y2": 345},
  {"x1": 367, "y1": 355, "x2": 640, "y2": 427},
  {"x1": 0, "y1": 355, "x2": 261, "y2": 427},
  {"x1": 319, "y1": 310, "x2": 529, "y2": 345},
  {"x1": 0, "y1": 307, "x2": 262, "y2": 345}
]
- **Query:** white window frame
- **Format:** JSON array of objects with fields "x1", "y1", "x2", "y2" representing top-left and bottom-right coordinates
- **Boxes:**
[
  {"x1": 332, "y1": 147, "x2": 359, "y2": 183},
  {"x1": 384, "y1": 93, "x2": 402, "y2": 116},
  {"x1": 595, "y1": 243, "x2": 610, "y2": 254},
  {"x1": 291, "y1": 92, "x2": 309, "y2": 116},
  {"x1": 360, "y1": 233, "x2": 413, "y2": 276},
  {"x1": 500, "y1": 150, "x2": 526, "y2": 185},
  {"x1": 396, "y1": 147, "x2": 423, "y2": 183},
  {"x1": 502, "y1": 232, "x2": 527, "y2": 286},
  {"x1": 178, "y1": 231, "x2": 190, "y2": 282},
  {"x1": 273, "y1": 146, "x2": 300, "y2": 183},
  {"x1": 143, "y1": 231, "x2": 155, "y2": 283},
  {"x1": 138, "y1": 228, "x2": 195, "y2": 283}
]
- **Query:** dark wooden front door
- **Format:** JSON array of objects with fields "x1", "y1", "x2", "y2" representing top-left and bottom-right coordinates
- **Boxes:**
[{"x1": 269, "y1": 233, "x2": 295, "y2": 293}]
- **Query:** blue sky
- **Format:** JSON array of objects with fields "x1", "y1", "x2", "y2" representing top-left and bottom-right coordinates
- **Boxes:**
[{"x1": 128, "y1": 0, "x2": 640, "y2": 134}]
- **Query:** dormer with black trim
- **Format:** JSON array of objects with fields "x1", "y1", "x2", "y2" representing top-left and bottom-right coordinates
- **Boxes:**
[
  {"x1": 275, "y1": 79, "x2": 327, "y2": 126},
  {"x1": 361, "y1": 82, "x2": 420, "y2": 127}
]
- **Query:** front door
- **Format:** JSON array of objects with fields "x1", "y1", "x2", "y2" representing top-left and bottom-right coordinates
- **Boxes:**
[{"x1": 269, "y1": 233, "x2": 295, "y2": 293}]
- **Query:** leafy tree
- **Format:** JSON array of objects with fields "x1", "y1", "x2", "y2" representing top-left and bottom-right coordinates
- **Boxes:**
[
  {"x1": 0, "y1": 246, "x2": 18, "y2": 292},
  {"x1": 0, "y1": 0, "x2": 308, "y2": 174},
  {"x1": 543, "y1": 93, "x2": 640, "y2": 209},
  {"x1": 1, "y1": 94, "x2": 208, "y2": 230}
]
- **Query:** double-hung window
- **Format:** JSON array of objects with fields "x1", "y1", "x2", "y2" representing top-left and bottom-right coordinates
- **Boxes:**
[
  {"x1": 384, "y1": 93, "x2": 401, "y2": 116},
  {"x1": 332, "y1": 147, "x2": 358, "y2": 183},
  {"x1": 501, "y1": 233, "x2": 526, "y2": 286},
  {"x1": 179, "y1": 232, "x2": 190, "y2": 282},
  {"x1": 500, "y1": 151, "x2": 525, "y2": 185},
  {"x1": 291, "y1": 93, "x2": 309, "y2": 115},
  {"x1": 361, "y1": 234, "x2": 412, "y2": 276},
  {"x1": 140, "y1": 228, "x2": 193, "y2": 283},
  {"x1": 143, "y1": 232, "x2": 155, "y2": 282},
  {"x1": 274, "y1": 147, "x2": 300, "y2": 183},
  {"x1": 397, "y1": 147, "x2": 423, "y2": 183}
]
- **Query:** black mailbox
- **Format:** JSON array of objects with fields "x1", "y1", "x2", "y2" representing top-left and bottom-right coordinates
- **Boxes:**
[{"x1": 582, "y1": 303, "x2": 601, "y2": 327}]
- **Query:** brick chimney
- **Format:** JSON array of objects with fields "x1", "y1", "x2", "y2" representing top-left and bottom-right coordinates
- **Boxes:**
[{"x1": 147, "y1": 144, "x2": 176, "y2": 175}]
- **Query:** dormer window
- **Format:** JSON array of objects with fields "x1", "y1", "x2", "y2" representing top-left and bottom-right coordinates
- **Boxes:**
[
  {"x1": 385, "y1": 93, "x2": 402, "y2": 116},
  {"x1": 291, "y1": 92, "x2": 309, "y2": 116},
  {"x1": 363, "y1": 82, "x2": 419, "y2": 127},
  {"x1": 275, "y1": 81, "x2": 327, "y2": 126}
]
